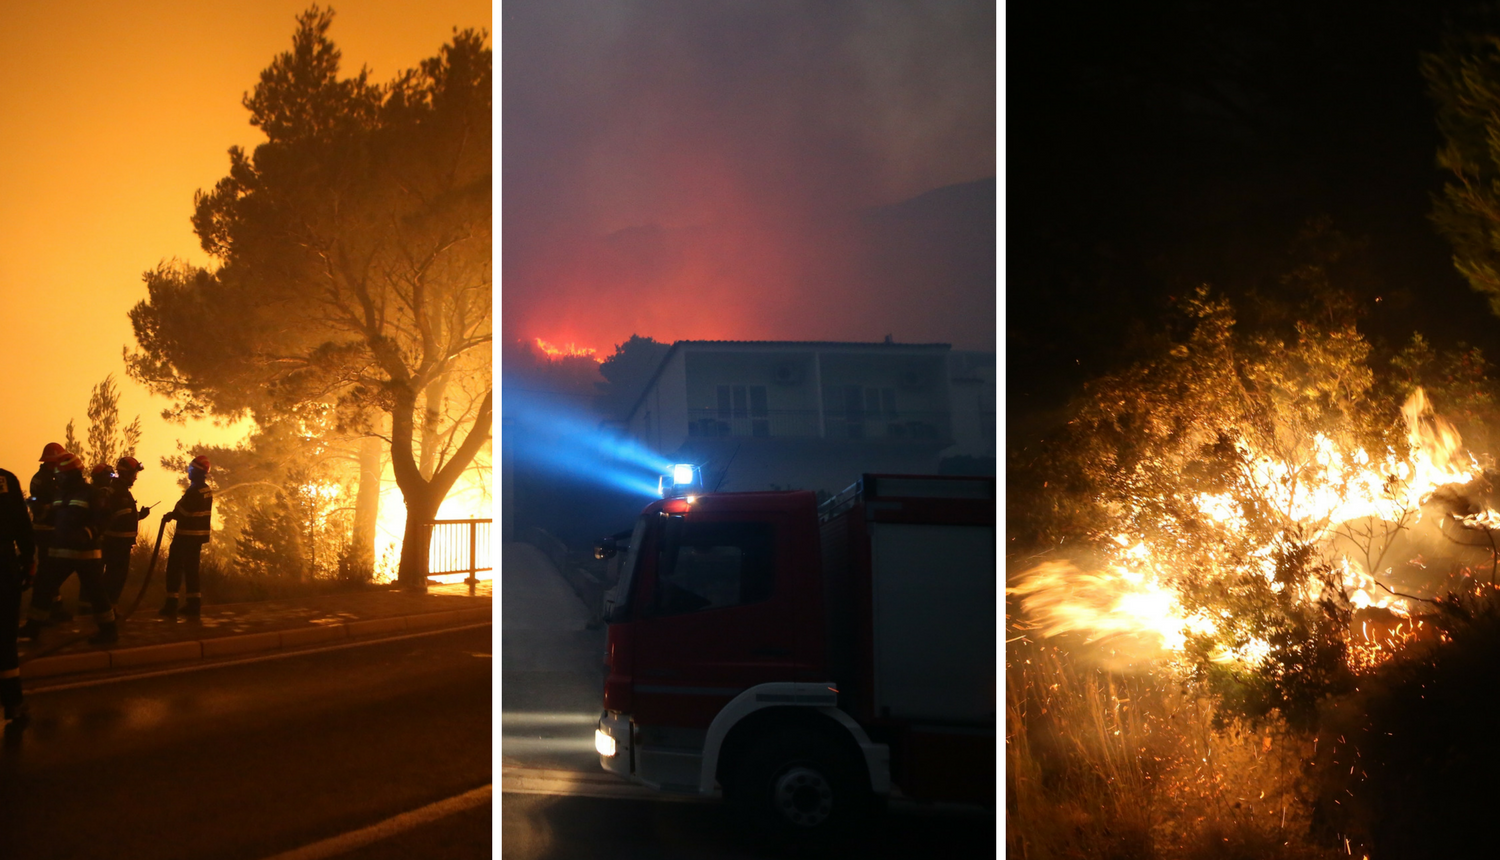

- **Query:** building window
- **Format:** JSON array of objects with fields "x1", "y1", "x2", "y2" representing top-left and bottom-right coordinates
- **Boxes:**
[
  {"x1": 714, "y1": 384, "x2": 770, "y2": 436},
  {"x1": 732, "y1": 385, "x2": 748, "y2": 418},
  {"x1": 749, "y1": 386, "x2": 769, "y2": 436}
]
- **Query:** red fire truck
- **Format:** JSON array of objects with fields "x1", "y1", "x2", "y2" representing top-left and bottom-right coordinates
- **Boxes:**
[{"x1": 594, "y1": 473, "x2": 995, "y2": 834}]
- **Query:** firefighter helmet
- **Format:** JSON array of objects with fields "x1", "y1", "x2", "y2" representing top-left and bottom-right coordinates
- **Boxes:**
[
  {"x1": 189, "y1": 455, "x2": 211, "y2": 473},
  {"x1": 117, "y1": 456, "x2": 144, "y2": 474},
  {"x1": 56, "y1": 452, "x2": 83, "y2": 472},
  {"x1": 90, "y1": 463, "x2": 113, "y2": 481},
  {"x1": 39, "y1": 442, "x2": 66, "y2": 463}
]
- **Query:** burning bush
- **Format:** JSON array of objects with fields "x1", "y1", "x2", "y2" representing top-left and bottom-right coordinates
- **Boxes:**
[
  {"x1": 1007, "y1": 287, "x2": 1500, "y2": 855},
  {"x1": 1011, "y1": 288, "x2": 1490, "y2": 722}
]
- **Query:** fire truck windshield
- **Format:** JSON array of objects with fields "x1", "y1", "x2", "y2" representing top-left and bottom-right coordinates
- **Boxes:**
[{"x1": 603, "y1": 514, "x2": 649, "y2": 622}]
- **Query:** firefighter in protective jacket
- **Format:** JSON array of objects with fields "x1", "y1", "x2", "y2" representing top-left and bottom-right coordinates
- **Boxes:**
[
  {"x1": 1, "y1": 463, "x2": 36, "y2": 725},
  {"x1": 161, "y1": 455, "x2": 212, "y2": 618},
  {"x1": 28, "y1": 443, "x2": 63, "y2": 559},
  {"x1": 102, "y1": 457, "x2": 150, "y2": 604},
  {"x1": 21, "y1": 453, "x2": 117, "y2": 645},
  {"x1": 28, "y1": 443, "x2": 67, "y2": 622}
]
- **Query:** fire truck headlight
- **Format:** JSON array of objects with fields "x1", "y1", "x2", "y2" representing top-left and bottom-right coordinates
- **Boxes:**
[
  {"x1": 673, "y1": 464, "x2": 695, "y2": 485},
  {"x1": 595, "y1": 728, "x2": 617, "y2": 757}
]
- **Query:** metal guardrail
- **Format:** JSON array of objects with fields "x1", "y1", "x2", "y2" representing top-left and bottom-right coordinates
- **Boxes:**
[{"x1": 422, "y1": 518, "x2": 493, "y2": 596}]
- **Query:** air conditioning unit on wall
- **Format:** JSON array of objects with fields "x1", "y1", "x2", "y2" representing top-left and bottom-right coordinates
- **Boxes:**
[{"x1": 772, "y1": 363, "x2": 805, "y2": 386}]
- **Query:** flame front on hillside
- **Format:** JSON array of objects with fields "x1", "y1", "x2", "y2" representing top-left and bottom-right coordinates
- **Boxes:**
[
  {"x1": 1009, "y1": 388, "x2": 1491, "y2": 670},
  {"x1": 534, "y1": 338, "x2": 599, "y2": 361}
]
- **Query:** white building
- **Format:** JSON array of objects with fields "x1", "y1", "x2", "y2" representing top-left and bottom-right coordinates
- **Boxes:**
[{"x1": 625, "y1": 340, "x2": 995, "y2": 496}]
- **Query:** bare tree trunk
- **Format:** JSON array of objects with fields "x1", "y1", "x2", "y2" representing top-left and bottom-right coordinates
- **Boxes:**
[
  {"x1": 394, "y1": 387, "x2": 492, "y2": 589},
  {"x1": 420, "y1": 373, "x2": 451, "y2": 481}
]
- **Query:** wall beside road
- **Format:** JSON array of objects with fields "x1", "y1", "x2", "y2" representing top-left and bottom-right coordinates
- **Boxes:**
[{"x1": 515, "y1": 526, "x2": 613, "y2": 629}]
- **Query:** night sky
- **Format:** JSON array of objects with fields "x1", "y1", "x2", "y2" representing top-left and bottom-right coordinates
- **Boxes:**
[
  {"x1": 1009, "y1": 0, "x2": 1500, "y2": 428},
  {"x1": 502, "y1": 1, "x2": 996, "y2": 357}
]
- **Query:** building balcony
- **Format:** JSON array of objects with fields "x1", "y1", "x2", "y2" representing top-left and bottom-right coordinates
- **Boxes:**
[
  {"x1": 687, "y1": 409, "x2": 820, "y2": 438},
  {"x1": 825, "y1": 413, "x2": 950, "y2": 443},
  {"x1": 686, "y1": 408, "x2": 951, "y2": 443}
]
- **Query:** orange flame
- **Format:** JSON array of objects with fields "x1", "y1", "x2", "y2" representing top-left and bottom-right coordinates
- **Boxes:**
[
  {"x1": 535, "y1": 337, "x2": 600, "y2": 361},
  {"x1": 1010, "y1": 388, "x2": 1491, "y2": 670}
]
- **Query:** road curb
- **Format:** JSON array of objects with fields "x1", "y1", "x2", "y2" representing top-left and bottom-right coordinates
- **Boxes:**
[
  {"x1": 21, "y1": 605, "x2": 492, "y2": 680},
  {"x1": 111, "y1": 641, "x2": 202, "y2": 669}
]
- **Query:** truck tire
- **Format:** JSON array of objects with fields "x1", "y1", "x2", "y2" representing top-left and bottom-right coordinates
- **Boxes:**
[{"x1": 728, "y1": 728, "x2": 870, "y2": 840}]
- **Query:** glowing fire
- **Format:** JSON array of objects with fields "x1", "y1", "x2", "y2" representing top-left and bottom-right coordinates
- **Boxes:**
[
  {"x1": 1010, "y1": 388, "x2": 1490, "y2": 670},
  {"x1": 372, "y1": 464, "x2": 493, "y2": 585},
  {"x1": 534, "y1": 338, "x2": 599, "y2": 361}
]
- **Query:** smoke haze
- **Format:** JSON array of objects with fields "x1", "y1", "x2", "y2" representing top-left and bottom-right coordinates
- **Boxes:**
[{"x1": 502, "y1": 0, "x2": 996, "y2": 354}]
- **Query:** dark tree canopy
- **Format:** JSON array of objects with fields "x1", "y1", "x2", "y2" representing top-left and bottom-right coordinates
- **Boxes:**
[
  {"x1": 127, "y1": 7, "x2": 492, "y2": 584},
  {"x1": 1425, "y1": 21, "x2": 1500, "y2": 317},
  {"x1": 597, "y1": 335, "x2": 670, "y2": 419}
]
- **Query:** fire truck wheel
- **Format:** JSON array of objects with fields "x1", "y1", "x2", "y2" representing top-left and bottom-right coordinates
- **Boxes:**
[{"x1": 729, "y1": 728, "x2": 869, "y2": 839}]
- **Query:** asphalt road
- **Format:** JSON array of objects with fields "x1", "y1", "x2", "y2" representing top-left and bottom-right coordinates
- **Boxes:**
[
  {"x1": 498, "y1": 543, "x2": 997, "y2": 859},
  {"x1": 501, "y1": 542, "x2": 605, "y2": 774},
  {"x1": 502, "y1": 793, "x2": 996, "y2": 860},
  {"x1": 0, "y1": 625, "x2": 493, "y2": 860}
]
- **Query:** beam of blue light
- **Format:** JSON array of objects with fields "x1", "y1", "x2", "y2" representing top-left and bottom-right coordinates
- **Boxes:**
[
  {"x1": 508, "y1": 431, "x2": 661, "y2": 497},
  {"x1": 503, "y1": 387, "x2": 671, "y2": 497}
]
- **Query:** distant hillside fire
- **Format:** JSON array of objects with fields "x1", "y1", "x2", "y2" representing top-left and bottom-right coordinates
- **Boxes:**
[{"x1": 534, "y1": 338, "x2": 600, "y2": 362}]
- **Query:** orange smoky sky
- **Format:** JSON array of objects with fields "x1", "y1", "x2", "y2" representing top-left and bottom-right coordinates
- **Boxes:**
[
  {"x1": 0, "y1": 1, "x2": 489, "y2": 516},
  {"x1": 502, "y1": 1, "x2": 996, "y2": 360}
]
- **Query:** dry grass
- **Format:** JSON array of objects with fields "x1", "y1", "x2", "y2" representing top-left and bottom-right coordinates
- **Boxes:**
[{"x1": 1006, "y1": 635, "x2": 1343, "y2": 860}]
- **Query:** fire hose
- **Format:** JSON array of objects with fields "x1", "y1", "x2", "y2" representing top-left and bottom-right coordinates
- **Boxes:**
[
  {"x1": 121, "y1": 515, "x2": 170, "y2": 622},
  {"x1": 19, "y1": 516, "x2": 171, "y2": 664}
]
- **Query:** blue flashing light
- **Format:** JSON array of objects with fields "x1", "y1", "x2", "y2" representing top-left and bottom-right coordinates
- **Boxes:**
[{"x1": 659, "y1": 464, "x2": 703, "y2": 498}]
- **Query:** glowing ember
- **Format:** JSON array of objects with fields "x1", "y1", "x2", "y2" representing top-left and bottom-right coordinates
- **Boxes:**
[
  {"x1": 1010, "y1": 388, "x2": 1494, "y2": 670},
  {"x1": 534, "y1": 338, "x2": 600, "y2": 361}
]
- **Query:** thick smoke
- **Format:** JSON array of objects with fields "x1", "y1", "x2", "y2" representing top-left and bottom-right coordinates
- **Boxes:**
[{"x1": 502, "y1": 0, "x2": 996, "y2": 352}]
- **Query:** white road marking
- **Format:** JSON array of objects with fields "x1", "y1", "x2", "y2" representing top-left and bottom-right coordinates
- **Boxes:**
[
  {"x1": 256, "y1": 784, "x2": 492, "y2": 860},
  {"x1": 499, "y1": 736, "x2": 597, "y2": 754},
  {"x1": 27, "y1": 622, "x2": 493, "y2": 693},
  {"x1": 500, "y1": 765, "x2": 707, "y2": 803},
  {"x1": 499, "y1": 765, "x2": 995, "y2": 818},
  {"x1": 500, "y1": 711, "x2": 598, "y2": 726}
]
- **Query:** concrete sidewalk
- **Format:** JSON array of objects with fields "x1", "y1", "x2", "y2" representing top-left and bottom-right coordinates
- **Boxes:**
[{"x1": 17, "y1": 579, "x2": 492, "y2": 681}]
